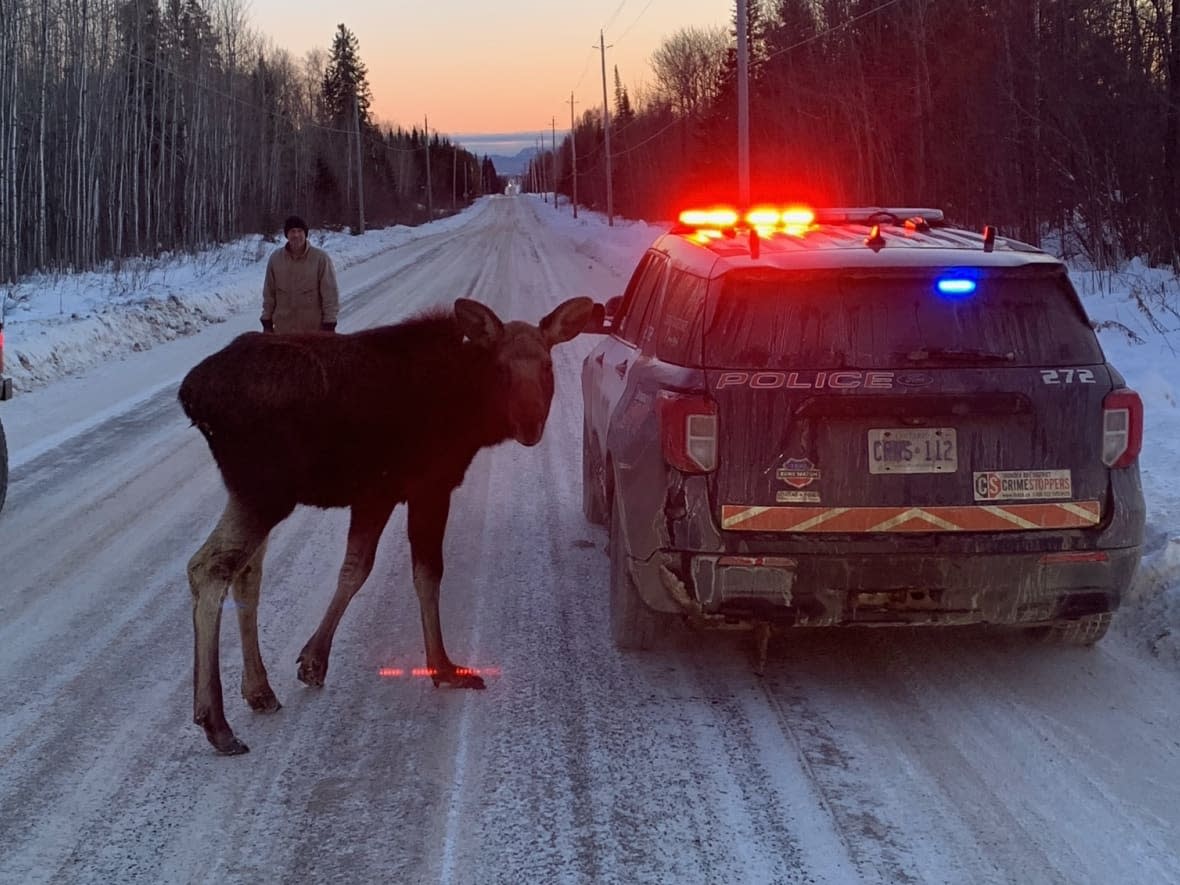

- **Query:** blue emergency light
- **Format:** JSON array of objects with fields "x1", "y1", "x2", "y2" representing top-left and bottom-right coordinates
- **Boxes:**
[{"x1": 936, "y1": 277, "x2": 977, "y2": 297}]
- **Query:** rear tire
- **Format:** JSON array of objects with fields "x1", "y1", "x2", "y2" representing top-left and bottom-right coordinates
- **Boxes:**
[
  {"x1": 609, "y1": 497, "x2": 667, "y2": 650},
  {"x1": 1037, "y1": 612, "x2": 1112, "y2": 646},
  {"x1": 582, "y1": 423, "x2": 607, "y2": 525}
]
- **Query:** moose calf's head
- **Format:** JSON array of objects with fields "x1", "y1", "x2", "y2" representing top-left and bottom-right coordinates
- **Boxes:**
[{"x1": 455, "y1": 296, "x2": 593, "y2": 446}]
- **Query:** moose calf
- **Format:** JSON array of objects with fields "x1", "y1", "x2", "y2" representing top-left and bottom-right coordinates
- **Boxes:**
[{"x1": 179, "y1": 296, "x2": 592, "y2": 754}]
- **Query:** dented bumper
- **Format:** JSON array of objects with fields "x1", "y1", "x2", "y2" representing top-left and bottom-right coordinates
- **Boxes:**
[
  {"x1": 620, "y1": 474, "x2": 1144, "y2": 630},
  {"x1": 631, "y1": 545, "x2": 1138, "y2": 628}
]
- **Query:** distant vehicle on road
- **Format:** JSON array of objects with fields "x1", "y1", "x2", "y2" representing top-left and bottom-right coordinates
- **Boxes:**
[{"x1": 581, "y1": 204, "x2": 1145, "y2": 656}]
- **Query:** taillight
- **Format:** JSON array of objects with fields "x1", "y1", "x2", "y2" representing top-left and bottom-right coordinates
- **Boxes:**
[
  {"x1": 658, "y1": 391, "x2": 717, "y2": 473},
  {"x1": 1102, "y1": 388, "x2": 1143, "y2": 468}
]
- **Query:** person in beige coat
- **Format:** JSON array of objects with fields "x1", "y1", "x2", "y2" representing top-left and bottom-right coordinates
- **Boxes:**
[{"x1": 260, "y1": 215, "x2": 340, "y2": 333}]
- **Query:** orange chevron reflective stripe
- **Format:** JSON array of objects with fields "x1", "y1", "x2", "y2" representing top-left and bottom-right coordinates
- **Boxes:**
[{"x1": 721, "y1": 501, "x2": 1101, "y2": 532}]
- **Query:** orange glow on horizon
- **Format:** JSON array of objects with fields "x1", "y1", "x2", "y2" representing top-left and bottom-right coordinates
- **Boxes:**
[{"x1": 242, "y1": 2, "x2": 730, "y2": 138}]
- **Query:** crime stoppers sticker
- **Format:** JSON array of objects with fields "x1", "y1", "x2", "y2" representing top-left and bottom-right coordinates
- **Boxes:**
[{"x1": 973, "y1": 469, "x2": 1073, "y2": 501}]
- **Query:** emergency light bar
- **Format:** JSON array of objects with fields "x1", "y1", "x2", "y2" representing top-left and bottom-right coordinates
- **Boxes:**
[
  {"x1": 679, "y1": 208, "x2": 739, "y2": 228},
  {"x1": 676, "y1": 205, "x2": 816, "y2": 232}
]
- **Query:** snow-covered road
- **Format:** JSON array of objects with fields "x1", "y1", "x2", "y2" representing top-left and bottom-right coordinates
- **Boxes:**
[{"x1": 1, "y1": 197, "x2": 1177, "y2": 884}]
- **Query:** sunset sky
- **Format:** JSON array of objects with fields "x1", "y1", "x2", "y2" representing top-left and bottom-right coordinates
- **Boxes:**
[{"x1": 247, "y1": 0, "x2": 732, "y2": 154}]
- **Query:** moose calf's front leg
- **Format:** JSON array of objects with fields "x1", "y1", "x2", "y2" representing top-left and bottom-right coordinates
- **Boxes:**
[
  {"x1": 413, "y1": 563, "x2": 485, "y2": 689},
  {"x1": 297, "y1": 502, "x2": 392, "y2": 687},
  {"x1": 408, "y1": 496, "x2": 484, "y2": 690}
]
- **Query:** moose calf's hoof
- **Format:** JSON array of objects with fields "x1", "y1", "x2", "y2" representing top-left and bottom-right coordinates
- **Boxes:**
[
  {"x1": 211, "y1": 734, "x2": 250, "y2": 756},
  {"x1": 244, "y1": 686, "x2": 282, "y2": 713},
  {"x1": 431, "y1": 668, "x2": 487, "y2": 690},
  {"x1": 296, "y1": 653, "x2": 327, "y2": 687},
  {"x1": 196, "y1": 709, "x2": 250, "y2": 755},
  {"x1": 199, "y1": 720, "x2": 250, "y2": 755}
]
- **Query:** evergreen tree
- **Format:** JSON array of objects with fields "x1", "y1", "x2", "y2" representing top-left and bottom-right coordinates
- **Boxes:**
[
  {"x1": 695, "y1": 0, "x2": 770, "y2": 185},
  {"x1": 709, "y1": 0, "x2": 770, "y2": 127},
  {"x1": 481, "y1": 156, "x2": 501, "y2": 194},
  {"x1": 613, "y1": 65, "x2": 634, "y2": 127},
  {"x1": 321, "y1": 24, "x2": 373, "y2": 128}
]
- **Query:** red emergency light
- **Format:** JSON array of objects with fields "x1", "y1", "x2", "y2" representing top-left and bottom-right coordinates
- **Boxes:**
[
  {"x1": 676, "y1": 204, "x2": 816, "y2": 234},
  {"x1": 679, "y1": 207, "x2": 740, "y2": 228}
]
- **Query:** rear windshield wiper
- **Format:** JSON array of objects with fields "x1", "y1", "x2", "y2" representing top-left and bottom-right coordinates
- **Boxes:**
[{"x1": 903, "y1": 347, "x2": 1016, "y2": 363}]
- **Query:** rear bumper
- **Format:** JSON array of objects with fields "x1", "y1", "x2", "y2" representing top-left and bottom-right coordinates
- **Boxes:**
[
  {"x1": 622, "y1": 472, "x2": 1144, "y2": 628},
  {"x1": 632, "y1": 545, "x2": 1139, "y2": 627}
]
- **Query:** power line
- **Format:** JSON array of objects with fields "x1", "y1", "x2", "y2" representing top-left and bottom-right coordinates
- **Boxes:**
[
  {"x1": 569, "y1": 47, "x2": 597, "y2": 93},
  {"x1": 608, "y1": 115, "x2": 680, "y2": 157},
  {"x1": 564, "y1": 0, "x2": 913, "y2": 154},
  {"x1": 554, "y1": 0, "x2": 918, "y2": 200},
  {"x1": 602, "y1": 0, "x2": 630, "y2": 34},
  {"x1": 613, "y1": 0, "x2": 657, "y2": 44},
  {"x1": 755, "y1": 0, "x2": 909, "y2": 71}
]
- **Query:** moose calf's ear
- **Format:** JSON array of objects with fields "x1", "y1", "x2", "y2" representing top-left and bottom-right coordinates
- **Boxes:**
[
  {"x1": 541, "y1": 296, "x2": 595, "y2": 347},
  {"x1": 454, "y1": 298, "x2": 504, "y2": 347}
]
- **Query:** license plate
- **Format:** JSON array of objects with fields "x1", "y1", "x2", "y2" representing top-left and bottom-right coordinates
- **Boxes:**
[{"x1": 868, "y1": 428, "x2": 957, "y2": 474}]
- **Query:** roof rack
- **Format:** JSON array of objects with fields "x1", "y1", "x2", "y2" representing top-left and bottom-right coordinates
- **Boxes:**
[{"x1": 813, "y1": 207, "x2": 945, "y2": 226}]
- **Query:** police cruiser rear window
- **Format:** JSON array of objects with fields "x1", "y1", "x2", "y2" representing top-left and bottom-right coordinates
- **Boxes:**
[{"x1": 704, "y1": 268, "x2": 1103, "y2": 370}]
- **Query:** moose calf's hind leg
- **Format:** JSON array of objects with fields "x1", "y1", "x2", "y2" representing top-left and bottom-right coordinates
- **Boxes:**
[
  {"x1": 233, "y1": 540, "x2": 281, "y2": 713},
  {"x1": 188, "y1": 496, "x2": 274, "y2": 756},
  {"x1": 189, "y1": 542, "x2": 251, "y2": 756}
]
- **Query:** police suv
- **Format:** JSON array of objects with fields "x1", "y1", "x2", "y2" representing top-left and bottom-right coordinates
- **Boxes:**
[{"x1": 581, "y1": 205, "x2": 1145, "y2": 651}]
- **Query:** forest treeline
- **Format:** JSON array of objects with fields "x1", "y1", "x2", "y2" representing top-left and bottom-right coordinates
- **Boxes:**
[
  {"x1": 534, "y1": 0, "x2": 1180, "y2": 271},
  {"x1": 2, "y1": 0, "x2": 1179, "y2": 284},
  {"x1": 0, "y1": 0, "x2": 497, "y2": 283}
]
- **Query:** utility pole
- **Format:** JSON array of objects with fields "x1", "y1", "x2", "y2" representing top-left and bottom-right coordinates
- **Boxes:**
[
  {"x1": 424, "y1": 114, "x2": 433, "y2": 222},
  {"x1": 539, "y1": 137, "x2": 547, "y2": 202},
  {"x1": 353, "y1": 91, "x2": 365, "y2": 234},
  {"x1": 736, "y1": 0, "x2": 750, "y2": 207},
  {"x1": 595, "y1": 29, "x2": 614, "y2": 226},
  {"x1": 552, "y1": 117, "x2": 558, "y2": 210},
  {"x1": 452, "y1": 143, "x2": 457, "y2": 212},
  {"x1": 568, "y1": 92, "x2": 578, "y2": 218}
]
